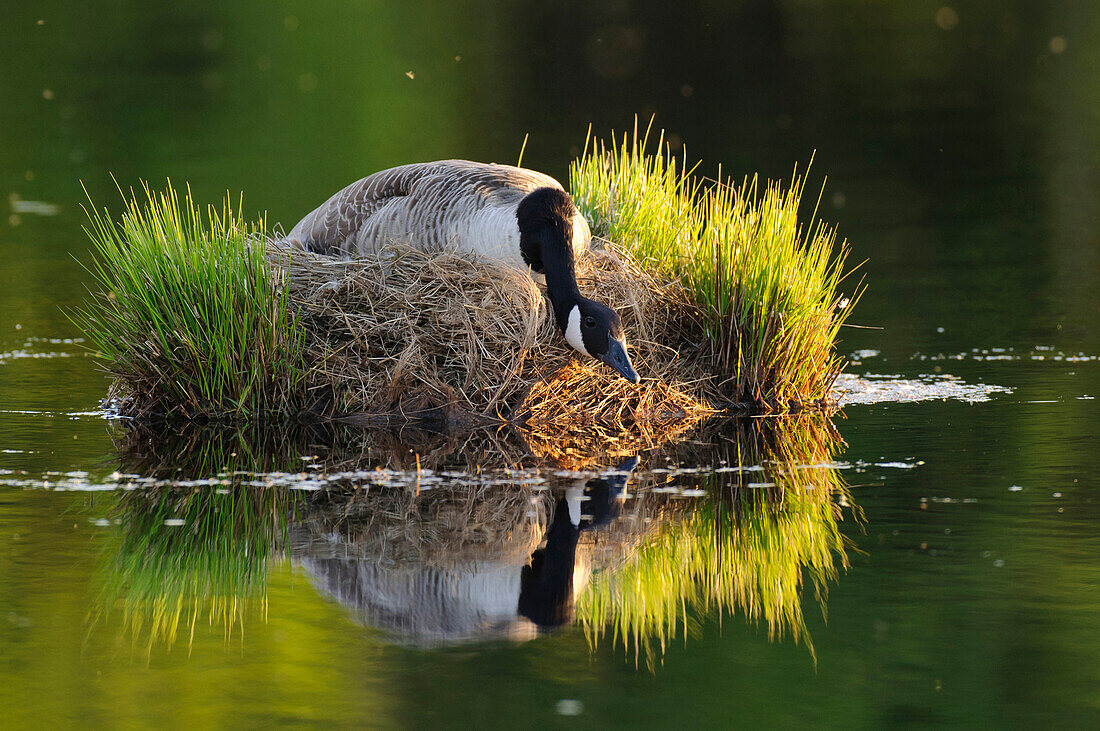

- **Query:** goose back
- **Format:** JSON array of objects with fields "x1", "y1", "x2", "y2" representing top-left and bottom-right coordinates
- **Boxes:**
[{"x1": 285, "y1": 160, "x2": 592, "y2": 271}]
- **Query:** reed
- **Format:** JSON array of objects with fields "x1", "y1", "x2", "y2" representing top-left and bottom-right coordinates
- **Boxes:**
[
  {"x1": 570, "y1": 121, "x2": 862, "y2": 407},
  {"x1": 74, "y1": 182, "x2": 305, "y2": 419}
]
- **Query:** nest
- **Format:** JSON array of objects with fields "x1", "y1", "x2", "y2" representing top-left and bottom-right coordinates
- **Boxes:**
[{"x1": 270, "y1": 241, "x2": 719, "y2": 435}]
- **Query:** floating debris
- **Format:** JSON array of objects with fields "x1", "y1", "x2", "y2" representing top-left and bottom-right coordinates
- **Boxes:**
[
  {"x1": 848, "y1": 349, "x2": 881, "y2": 364},
  {"x1": 0, "y1": 349, "x2": 76, "y2": 363},
  {"x1": 555, "y1": 700, "x2": 584, "y2": 716},
  {"x1": 8, "y1": 193, "x2": 60, "y2": 216},
  {"x1": 0, "y1": 336, "x2": 89, "y2": 364},
  {"x1": 835, "y1": 373, "x2": 1012, "y2": 405}
]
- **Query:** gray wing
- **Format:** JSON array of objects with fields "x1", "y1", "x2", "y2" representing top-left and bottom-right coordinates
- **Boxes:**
[
  {"x1": 284, "y1": 161, "x2": 563, "y2": 257},
  {"x1": 285, "y1": 162, "x2": 426, "y2": 255}
]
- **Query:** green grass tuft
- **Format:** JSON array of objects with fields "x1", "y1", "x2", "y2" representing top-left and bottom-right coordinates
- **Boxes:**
[
  {"x1": 570, "y1": 121, "x2": 863, "y2": 408},
  {"x1": 73, "y1": 181, "x2": 304, "y2": 419}
]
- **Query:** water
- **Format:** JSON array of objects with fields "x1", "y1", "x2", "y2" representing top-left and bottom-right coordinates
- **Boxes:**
[{"x1": 2, "y1": 2, "x2": 1099, "y2": 727}]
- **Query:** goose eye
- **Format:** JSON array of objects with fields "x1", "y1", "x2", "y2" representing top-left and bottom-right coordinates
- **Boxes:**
[{"x1": 584, "y1": 316, "x2": 596, "y2": 328}]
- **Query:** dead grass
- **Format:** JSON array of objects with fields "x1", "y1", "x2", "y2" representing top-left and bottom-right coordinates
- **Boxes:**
[
  {"x1": 271, "y1": 240, "x2": 723, "y2": 435},
  {"x1": 295, "y1": 481, "x2": 549, "y2": 568}
]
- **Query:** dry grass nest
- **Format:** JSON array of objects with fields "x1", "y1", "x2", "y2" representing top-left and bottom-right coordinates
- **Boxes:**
[{"x1": 271, "y1": 241, "x2": 722, "y2": 435}]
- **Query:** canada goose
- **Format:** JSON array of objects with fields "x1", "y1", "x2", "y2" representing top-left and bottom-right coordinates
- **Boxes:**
[{"x1": 285, "y1": 160, "x2": 640, "y2": 383}]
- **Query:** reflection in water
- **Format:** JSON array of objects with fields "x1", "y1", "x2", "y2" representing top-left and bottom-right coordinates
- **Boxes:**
[
  {"x1": 93, "y1": 423, "x2": 316, "y2": 653},
  {"x1": 292, "y1": 480, "x2": 549, "y2": 644},
  {"x1": 579, "y1": 418, "x2": 852, "y2": 665},
  {"x1": 293, "y1": 458, "x2": 639, "y2": 643},
  {"x1": 94, "y1": 417, "x2": 852, "y2": 665},
  {"x1": 92, "y1": 486, "x2": 290, "y2": 654}
]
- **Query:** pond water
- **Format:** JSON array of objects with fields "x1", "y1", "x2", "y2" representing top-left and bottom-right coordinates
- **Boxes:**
[{"x1": 2, "y1": 2, "x2": 1099, "y2": 727}]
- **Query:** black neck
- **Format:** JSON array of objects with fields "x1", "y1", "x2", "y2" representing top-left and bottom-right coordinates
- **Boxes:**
[
  {"x1": 537, "y1": 225, "x2": 583, "y2": 330},
  {"x1": 516, "y1": 187, "x2": 585, "y2": 332},
  {"x1": 517, "y1": 497, "x2": 579, "y2": 628}
]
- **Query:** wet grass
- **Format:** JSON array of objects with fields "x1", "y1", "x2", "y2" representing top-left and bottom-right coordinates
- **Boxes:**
[
  {"x1": 570, "y1": 122, "x2": 863, "y2": 407},
  {"x1": 73, "y1": 182, "x2": 305, "y2": 419}
]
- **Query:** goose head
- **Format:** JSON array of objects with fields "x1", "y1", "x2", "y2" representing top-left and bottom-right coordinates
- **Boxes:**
[
  {"x1": 562, "y1": 299, "x2": 640, "y2": 384},
  {"x1": 516, "y1": 187, "x2": 641, "y2": 384}
]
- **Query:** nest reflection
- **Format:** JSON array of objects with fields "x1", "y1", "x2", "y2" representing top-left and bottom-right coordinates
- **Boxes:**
[{"x1": 95, "y1": 415, "x2": 853, "y2": 664}]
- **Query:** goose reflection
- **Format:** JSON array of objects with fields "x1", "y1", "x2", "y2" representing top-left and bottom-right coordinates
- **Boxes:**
[{"x1": 293, "y1": 458, "x2": 639, "y2": 644}]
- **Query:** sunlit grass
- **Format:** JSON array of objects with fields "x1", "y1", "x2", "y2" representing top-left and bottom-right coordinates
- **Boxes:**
[
  {"x1": 576, "y1": 416, "x2": 851, "y2": 666},
  {"x1": 73, "y1": 181, "x2": 304, "y2": 419},
  {"x1": 570, "y1": 122, "x2": 863, "y2": 407}
]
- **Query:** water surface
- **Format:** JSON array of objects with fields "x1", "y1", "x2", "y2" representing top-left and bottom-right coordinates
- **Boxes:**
[{"x1": 2, "y1": 2, "x2": 1099, "y2": 727}]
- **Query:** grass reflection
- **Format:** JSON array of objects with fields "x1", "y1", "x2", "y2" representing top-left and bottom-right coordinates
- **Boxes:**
[
  {"x1": 577, "y1": 416, "x2": 852, "y2": 666},
  {"x1": 91, "y1": 485, "x2": 292, "y2": 656},
  {"x1": 91, "y1": 423, "x2": 314, "y2": 656}
]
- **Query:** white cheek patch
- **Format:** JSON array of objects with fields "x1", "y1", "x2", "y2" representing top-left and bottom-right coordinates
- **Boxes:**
[
  {"x1": 564, "y1": 305, "x2": 590, "y2": 357},
  {"x1": 565, "y1": 482, "x2": 584, "y2": 526}
]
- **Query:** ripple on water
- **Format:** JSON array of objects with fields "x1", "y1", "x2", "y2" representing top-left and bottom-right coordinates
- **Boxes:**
[{"x1": 911, "y1": 346, "x2": 1099, "y2": 363}]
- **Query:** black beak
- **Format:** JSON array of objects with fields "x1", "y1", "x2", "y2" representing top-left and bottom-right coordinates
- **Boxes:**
[{"x1": 599, "y1": 338, "x2": 641, "y2": 384}]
